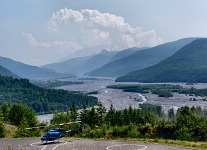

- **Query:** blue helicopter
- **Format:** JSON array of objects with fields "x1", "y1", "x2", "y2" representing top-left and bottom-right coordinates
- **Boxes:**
[{"x1": 26, "y1": 121, "x2": 82, "y2": 143}]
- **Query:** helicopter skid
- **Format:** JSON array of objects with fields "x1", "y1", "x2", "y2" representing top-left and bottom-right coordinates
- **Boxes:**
[{"x1": 41, "y1": 140, "x2": 61, "y2": 145}]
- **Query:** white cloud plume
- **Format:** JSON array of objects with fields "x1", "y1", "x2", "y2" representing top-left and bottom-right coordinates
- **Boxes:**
[
  {"x1": 49, "y1": 8, "x2": 163, "y2": 50},
  {"x1": 21, "y1": 9, "x2": 163, "y2": 65}
]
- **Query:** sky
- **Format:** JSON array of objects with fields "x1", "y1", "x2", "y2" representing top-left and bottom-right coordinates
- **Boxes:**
[{"x1": 1, "y1": 0, "x2": 207, "y2": 66}]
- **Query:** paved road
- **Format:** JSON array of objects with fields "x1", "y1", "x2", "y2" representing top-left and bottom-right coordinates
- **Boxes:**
[{"x1": 0, "y1": 139, "x2": 190, "y2": 150}]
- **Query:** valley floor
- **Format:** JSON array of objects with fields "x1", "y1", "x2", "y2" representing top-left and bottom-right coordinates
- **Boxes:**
[{"x1": 57, "y1": 77, "x2": 207, "y2": 113}]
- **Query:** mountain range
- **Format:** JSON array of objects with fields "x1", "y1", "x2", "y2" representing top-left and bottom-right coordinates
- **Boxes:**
[
  {"x1": 116, "y1": 38, "x2": 207, "y2": 83},
  {"x1": 58, "y1": 46, "x2": 103, "y2": 62},
  {"x1": 42, "y1": 38, "x2": 196, "y2": 78},
  {"x1": 87, "y1": 38, "x2": 196, "y2": 77},
  {"x1": 0, "y1": 37, "x2": 204, "y2": 83},
  {"x1": 42, "y1": 49, "x2": 119, "y2": 76},
  {"x1": 0, "y1": 56, "x2": 66, "y2": 79}
]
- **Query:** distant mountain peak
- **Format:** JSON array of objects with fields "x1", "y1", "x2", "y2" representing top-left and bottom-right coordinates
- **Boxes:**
[{"x1": 99, "y1": 49, "x2": 109, "y2": 54}]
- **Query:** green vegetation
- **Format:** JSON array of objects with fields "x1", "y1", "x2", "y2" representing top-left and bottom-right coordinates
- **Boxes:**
[
  {"x1": 1, "y1": 101, "x2": 207, "y2": 150},
  {"x1": 0, "y1": 111, "x2": 6, "y2": 138},
  {"x1": 180, "y1": 87, "x2": 207, "y2": 97},
  {"x1": 46, "y1": 103, "x2": 207, "y2": 143},
  {"x1": 107, "y1": 84, "x2": 182, "y2": 97},
  {"x1": 31, "y1": 79, "x2": 83, "y2": 88},
  {"x1": 0, "y1": 76, "x2": 98, "y2": 114},
  {"x1": 108, "y1": 83, "x2": 207, "y2": 98},
  {"x1": 0, "y1": 103, "x2": 40, "y2": 138}
]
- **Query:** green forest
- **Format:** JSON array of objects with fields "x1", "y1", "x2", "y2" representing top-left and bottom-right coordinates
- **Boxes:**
[
  {"x1": 1, "y1": 76, "x2": 207, "y2": 148},
  {"x1": 0, "y1": 76, "x2": 98, "y2": 114},
  {"x1": 42, "y1": 103, "x2": 207, "y2": 142},
  {"x1": 1, "y1": 102, "x2": 207, "y2": 144},
  {"x1": 31, "y1": 79, "x2": 83, "y2": 89},
  {"x1": 108, "y1": 83, "x2": 207, "y2": 98}
]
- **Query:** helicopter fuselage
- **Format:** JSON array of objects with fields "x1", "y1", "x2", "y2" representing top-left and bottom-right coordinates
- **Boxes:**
[{"x1": 41, "y1": 129, "x2": 64, "y2": 142}]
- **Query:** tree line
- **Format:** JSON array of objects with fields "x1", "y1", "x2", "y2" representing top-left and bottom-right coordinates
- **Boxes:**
[
  {"x1": 1, "y1": 102, "x2": 207, "y2": 142},
  {"x1": 0, "y1": 103, "x2": 40, "y2": 138},
  {"x1": 0, "y1": 76, "x2": 98, "y2": 114},
  {"x1": 47, "y1": 103, "x2": 207, "y2": 141},
  {"x1": 80, "y1": 104, "x2": 207, "y2": 141}
]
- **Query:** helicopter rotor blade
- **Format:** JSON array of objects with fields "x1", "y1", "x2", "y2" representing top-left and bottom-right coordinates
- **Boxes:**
[
  {"x1": 25, "y1": 125, "x2": 49, "y2": 130},
  {"x1": 65, "y1": 121, "x2": 81, "y2": 125},
  {"x1": 54, "y1": 121, "x2": 81, "y2": 126},
  {"x1": 65, "y1": 130, "x2": 72, "y2": 133}
]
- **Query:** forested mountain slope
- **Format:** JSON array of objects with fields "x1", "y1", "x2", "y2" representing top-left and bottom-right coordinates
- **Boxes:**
[
  {"x1": 116, "y1": 38, "x2": 207, "y2": 83},
  {"x1": 0, "y1": 65, "x2": 18, "y2": 78},
  {"x1": 0, "y1": 76, "x2": 98, "y2": 113},
  {"x1": 0, "y1": 56, "x2": 65, "y2": 79}
]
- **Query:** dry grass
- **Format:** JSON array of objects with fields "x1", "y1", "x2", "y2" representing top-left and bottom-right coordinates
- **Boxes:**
[{"x1": 5, "y1": 124, "x2": 17, "y2": 139}]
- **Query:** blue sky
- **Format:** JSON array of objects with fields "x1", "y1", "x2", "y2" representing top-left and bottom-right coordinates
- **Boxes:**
[{"x1": 1, "y1": 0, "x2": 207, "y2": 66}]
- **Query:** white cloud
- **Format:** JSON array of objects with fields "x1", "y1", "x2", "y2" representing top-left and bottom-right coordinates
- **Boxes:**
[
  {"x1": 22, "y1": 32, "x2": 81, "y2": 50},
  {"x1": 20, "y1": 9, "x2": 163, "y2": 65},
  {"x1": 22, "y1": 32, "x2": 39, "y2": 47},
  {"x1": 49, "y1": 8, "x2": 163, "y2": 50},
  {"x1": 21, "y1": 32, "x2": 83, "y2": 65}
]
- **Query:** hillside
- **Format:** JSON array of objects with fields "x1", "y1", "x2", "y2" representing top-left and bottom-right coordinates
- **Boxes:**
[
  {"x1": 0, "y1": 75, "x2": 98, "y2": 113},
  {"x1": 88, "y1": 38, "x2": 196, "y2": 77},
  {"x1": 110, "y1": 47, "x2": 148, "y2": 62},
  {"x1": 41, "y1": 55, "x2": 94, "y2": 74},
  {"x1": 66, "y1": 46, "x2": 103, "y2": 59},
  {"x1": 116, "y1": 38, "x2": 207, "y2": 83},
  {"x1": 0, "y1": 56, "x2": 65, "y2": 79},
  {"x1": 42, "y1": 50, "x2": 118, "y2": 76},
  {"x1": 0, "y1": 65, "x2": 18, "y2": 78}
]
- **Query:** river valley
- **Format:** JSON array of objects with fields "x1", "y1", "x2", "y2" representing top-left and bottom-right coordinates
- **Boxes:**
[{"x1": 38, "y1": 77, "x2": 207, "y2": 122}]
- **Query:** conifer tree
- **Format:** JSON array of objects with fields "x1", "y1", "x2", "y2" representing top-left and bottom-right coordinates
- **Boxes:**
[
  {"x1": 105, "y1": 104, "x2": 115, "y2": 126},
  {"x1": 0, "y1": 121, "x2": 6, "y2": 138},
  {"x1": 123, "y1": 108, "x2": 129, "y2": 125},
  {"x1": 0, "y1": 102, "x2": 10, "y2": 122},
  {"x1": 88, "y1": 106, "x2": 98, "y2": 128},
  {"x1": 168, "y1": 108, "x2": 175, "y2": 121},
  {"x1": 0, "y1": 111, "x2": 6, "y2": 138},
  {"x1": 70, "y1": 104, "x2": 78, "y2": 121},
  {"x1": 96, "y1": 102, "x2": 106, "y2": 126}
]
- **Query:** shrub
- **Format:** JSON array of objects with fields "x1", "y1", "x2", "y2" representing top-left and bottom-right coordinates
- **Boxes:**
[
  {"x1": 140, "y1": 123, "x2": 155, "y2": 137},
  {"x1": 0, "y1": 121, "x2": 6, "y2": 138},
  {"x1": 89, "y1": 129, "x2": 104, "y2": 138},
  {"x1": 112, "y1": 126, "x2": 128, "y2": 137},
  {"x1": 127, "y1": 127, "x2": 141, "y2": 138}
]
